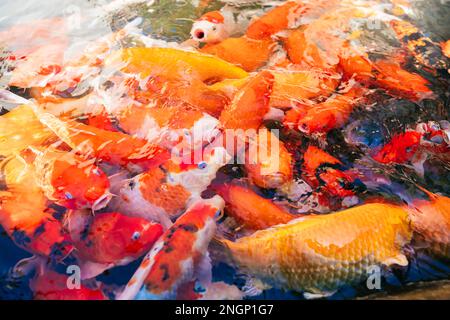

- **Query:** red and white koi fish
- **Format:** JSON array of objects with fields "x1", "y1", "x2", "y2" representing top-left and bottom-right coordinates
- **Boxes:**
[
  {"x1": 117, "y1": 196, "x2": 224, "y2": 300},
  {"x1": 67, "y1": 210, "x2": 163, "y2": 279},
  {"x1": 191, "y1": 9, "x2": 237, "y2": 44},
  {"x1": 372, "y1": 121, "x2": 450, "y2": 176},
  {"x1": 24, "y1": 147, "x2": 112, "y2": 211}
]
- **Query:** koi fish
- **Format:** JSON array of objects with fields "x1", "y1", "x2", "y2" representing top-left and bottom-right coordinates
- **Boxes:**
[
  {"x1": 34, "y1": 113, "x2": 170, "y2": 172},
  {"x1": 219, "y1": 70, "x2": 274, "y2": 131},
  {"x1": 390, "y1": 20, "x2": 450, "y2": 72},
  {"x1": 214, "y1": 183, "x2": 296, "y2": 231},
  {"x1": 218, "y1": 202, "x2": 412, "y2": 297},
  {"x1": 0, "y1": 155, "x2": 71, "y2": 258},
  {"x1": 115, "y1": 147, "x2": 231, "y2": 227},
  {"x1": 68, "y1": 210, "x2": 163, "y2": 279},
  {"x1": 270, "y1": 68, "x2": 341, "y2": 110},
  {"x1": 115, "y1": 103, "x2": 221, "y2": 152},
  {"x1": 442, "y1": 40, "x2": 450, "y2": 59},
  {"x1": 294, "y1": 85, "x2": 366, "y2": 136},
  {"x1": 372, "y1": 123, "x2": 450, "y2": 176},
  {"x1": 200, "y1": 37, "x2": 277, "y2": 72},
  {"x1": 302, "y1": 146, "x2": 358, "y2": 199},
  {"x1": 246, "y1": 1, "x2": 305, "y2": 40},
  {"x1": 105, "y1": 47, "x2": 248, "y2": 84},
  {"x1": 117, "y1": 196, "x2": 224, "y2": 300},
  {"x1": 373, "y1": 59, "x2": 433, "y2": 101},
  {"x1": 97, "y1": 71, "x2": 229, "y2": 119},
  {"x1": 26, "y1": 147, "x2": 112, "y2": 211},
  {"x1": 283, "y1": 27, "x2": 333, "y2": 70},
  {"x1": 408, "y1": 191, "x2": 450, "y2": 260},
  {"x1": 30, "y1": 269, "x2": 106, "y2": 300},
  {"x1": 372, "y1": 131, "x2": 422, "y2": 164},
  {"x1": 190, "y1": 10, "x2": 236, "y2": 44},
  {"x1": 244, "y1": 129, "x2": 293, "y2": 189},
  {"x1": 0, "y1": 105, "x2": 55, "y2": 157}
]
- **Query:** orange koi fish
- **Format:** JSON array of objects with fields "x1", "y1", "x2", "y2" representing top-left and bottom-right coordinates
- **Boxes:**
[
  {"x1": 115, "y1": 147, "x2": 231, "y2": 227},
  {"x1": 408, "y1": 191, "x2": 450, "y2": 260},
  {"x1": 442, "y1": 40, "x2": 450, "y2": 58},
  {"x1": 0, "y1": 105, "x2": 55, "y2": 157},
  {"x1": 283, "y1": 27, "x2": 332, "y2": 70},
  {"x1": 26, "y1": 148, "x2": 111, "y2": 211},
  {"x1": 215, "y1": 183, "x2": 296, "y2": 230},
  {"x1": 31, "y1": 269, "x2": 106, "y2": 300},
  {"x1": 246, "y1": 1, "x2": 305, "y2": 40},
  {"x1": 218, "y1": 203, "x2": 412, "y2": 297},
  {"x1": 244, "y1": 129, "x2": 293, "y2": 189},
  {"x1": 200, "y1": 37, "x2": 277, "y2": 72},
  {"x1": 117, "y1": 197, "x2": 224, "y2": 300},
  {"x1": 373, "y1": 59, "x2": 433, "y2": 101},
  {"x1": 219, "y1": 70, "x2": 274, "y2": 131},
  {"x1": 68, "y1": 210, "x2": 163, "y2": 279},
  {"x1": 372, "y1": 123, "x2": 449, "y2": 175},
  {"x1": 34, "y1": 113, "x2": 170, "y2": 172},
  {"x1": 0, "y1": 155, "x2": 71, "y2": 258},
  {"x1": 270, "y1": 68, "x2": 341, "y2": 110},
  {"x1": 103, "y1": 49, "x2": 235, "y2": 117},
  {"x1": 293, "y1": 85, "x2": 366, "y2": 136},
  {"x1": 105, "y1": 47, "x2": 248, "y2": 84}
]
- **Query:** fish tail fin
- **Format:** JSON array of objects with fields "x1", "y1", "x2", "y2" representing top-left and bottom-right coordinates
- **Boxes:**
[{"x1": 209, "y1": 236, "x2": 234, "y2": 267}]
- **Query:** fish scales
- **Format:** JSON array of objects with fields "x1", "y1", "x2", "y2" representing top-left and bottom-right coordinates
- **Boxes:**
[{"x1": 222, "y1": 203, "x2": 412, "y2": 294}]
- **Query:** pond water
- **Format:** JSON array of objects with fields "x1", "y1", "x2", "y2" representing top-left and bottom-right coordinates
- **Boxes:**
[{"x1": 0, "y1": 0, "x2": 449, "y2": 300}]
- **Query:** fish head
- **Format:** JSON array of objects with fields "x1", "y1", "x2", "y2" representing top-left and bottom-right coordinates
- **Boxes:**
[
  {"x1": 50, "y1": 158, "x2": 112, "y2": 211},
  {"x1": 167, "y1": 146, "x2": 232, "y2": 197},
  {"x1": 191, "y1": 11, "x2": 228, "y2": 44},
  {"x1": 69, "y1": 211, "x2": 163, "y2": 264}
]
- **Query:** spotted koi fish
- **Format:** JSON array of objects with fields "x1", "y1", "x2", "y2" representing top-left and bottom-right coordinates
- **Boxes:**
[
  {"x1": 68, "y1": 210, "x2": 163, "y2": 279},
  {"x1": 0, "y1": 155, "x2": 71, "y2": 258},
  {"x1": 25, "y1": 147, "x2": 112, "y2": 211},
  {"x1": 390, "y1": 20, "x2": 450, "y2": 72},
  {"x1": 117, "y1": 196, "x2": 224, "y2": 300},
  {"x1": 115, "y1": 147, "x2": 231, "y2": 228}
]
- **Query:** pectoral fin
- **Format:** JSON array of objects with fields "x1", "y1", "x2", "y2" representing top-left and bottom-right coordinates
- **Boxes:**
[{"x1": 382, "y1": 253, "x2": 409, "y2": 267}]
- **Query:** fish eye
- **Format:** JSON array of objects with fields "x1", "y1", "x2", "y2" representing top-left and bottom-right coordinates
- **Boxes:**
[
  {"x1": 128, "y1": 180, "x2": 136, "y2": 190},
  {"x1": 198, "y1": 162, "x2": 207, "y2": 169},
  {"x1": 65, "y1": 192, "x2": 74, "y2": 200},
  {"x1": 131, "y1": 231, "x2": 141, "y2": 241},
  {"x1": 212, "y1": 26, "x2": 216, "y2": 31}
]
